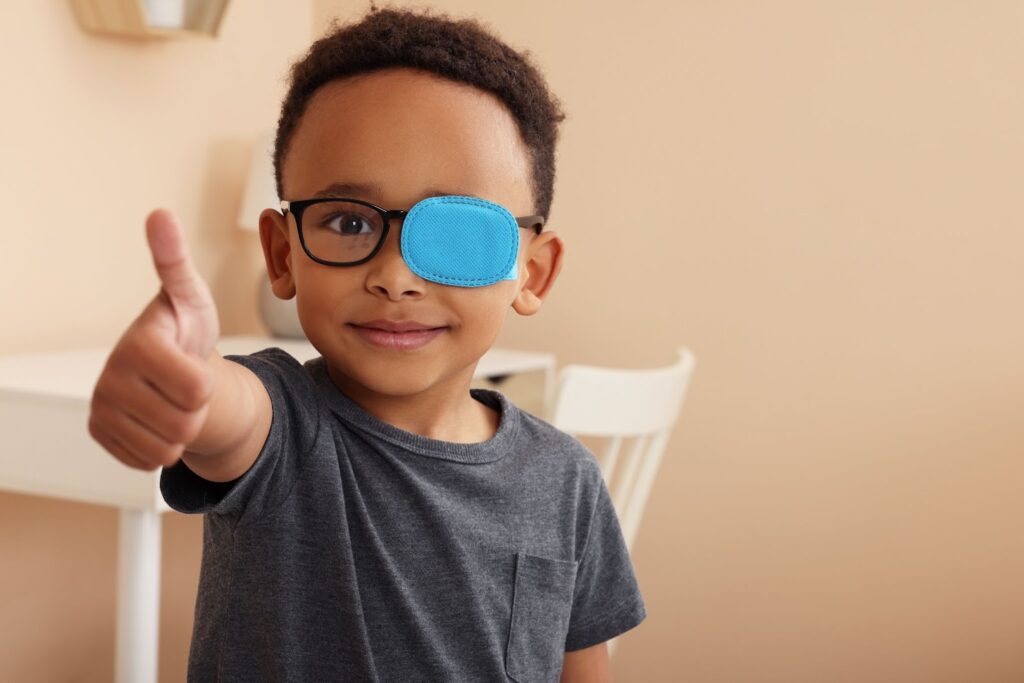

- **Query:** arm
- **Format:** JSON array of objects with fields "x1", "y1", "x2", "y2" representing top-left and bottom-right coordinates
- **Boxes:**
[
  {"x1": 180, "y1": 351, "x2": 271, "y2": 483},
  {"x1": 560, "y1": 641, "x2": 613, "y2": 683}
]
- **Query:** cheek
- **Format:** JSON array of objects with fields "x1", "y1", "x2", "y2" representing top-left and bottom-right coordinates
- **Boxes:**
[
  {"x1": 294, "y1": 268, "x2": 356, "y2": 318},
  {"x1": 455, "y1": 286, "x2": 514, "y2": 326}
]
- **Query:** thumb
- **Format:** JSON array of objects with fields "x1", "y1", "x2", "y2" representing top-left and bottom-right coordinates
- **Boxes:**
[
  {"x1": 146, "y1": 208, "x2": 213, "y2": 312},
  {"x1": 144, "y1": 208, "x2": 219, "y2": 360}
]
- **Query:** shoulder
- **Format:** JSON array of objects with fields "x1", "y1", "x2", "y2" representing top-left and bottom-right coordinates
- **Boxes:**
[
  {"x1": 225, "y1": 345, "x2": 310, "y2": 375},
  {"x1": 224, "y1": 346, "x2": 319, "y2": 398},
  {"x1": 512, "y1": 406, "x2": 606, "y2": 494},
  {"x1": 223, "y1": 346, "x2": 322, "y2": 449}
]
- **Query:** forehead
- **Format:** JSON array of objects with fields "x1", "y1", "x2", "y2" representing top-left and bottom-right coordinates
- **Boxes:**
[{"x1": 282, "y1": 67, "x2": 533, "y2": 209}]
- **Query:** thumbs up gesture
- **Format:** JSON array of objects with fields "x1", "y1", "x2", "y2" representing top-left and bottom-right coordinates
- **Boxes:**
[{"x1": 88, "y1": 209, "x2": 221, "y2": 471}]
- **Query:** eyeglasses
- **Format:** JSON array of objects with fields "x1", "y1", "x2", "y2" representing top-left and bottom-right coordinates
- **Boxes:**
[
  {"x1": 279, "y1": 196, "x2": 545, "y2": 269},
  {"x1": 279, "y1": 194, "x2": 545, "y2": 288}
]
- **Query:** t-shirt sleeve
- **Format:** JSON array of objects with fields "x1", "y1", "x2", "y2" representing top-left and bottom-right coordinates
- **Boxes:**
[
  {"x1": 564, "y1": 469, "x2": 647, "y2": 651},
  {"x1": 159, "y1": 346, "x2": 321, "y2": 525}
]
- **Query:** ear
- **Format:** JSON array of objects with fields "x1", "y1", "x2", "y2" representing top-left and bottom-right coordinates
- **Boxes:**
[
  {"x1": 511, "y1": 230, "x2": 564, "y2": 316},
  {"x1": 259, "y1": 208, "x2": 296, "y2": 299}
]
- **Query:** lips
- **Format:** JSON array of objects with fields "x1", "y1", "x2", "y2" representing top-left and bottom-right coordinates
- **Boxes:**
[
  {"x1": 350, "y1": 324, "x2": 447, "y2": 351},
  {"x1": 352, "y1": 319, "x2": 447, "y2": 333}
]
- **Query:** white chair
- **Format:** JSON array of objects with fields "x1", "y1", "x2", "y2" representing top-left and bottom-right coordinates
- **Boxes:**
[{"x1": 549, "y1": 346, "x2": 696, "y2": 658}]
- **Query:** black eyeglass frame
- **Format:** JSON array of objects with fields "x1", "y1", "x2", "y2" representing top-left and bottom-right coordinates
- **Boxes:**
[{"x1": 279, "y1": 196, "x2": 545, "y2": 268}]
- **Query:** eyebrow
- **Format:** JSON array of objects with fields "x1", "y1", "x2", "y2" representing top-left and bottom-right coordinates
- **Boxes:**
[{"x1": 312, "y1": 181, "x2": 468, "y2": 202}]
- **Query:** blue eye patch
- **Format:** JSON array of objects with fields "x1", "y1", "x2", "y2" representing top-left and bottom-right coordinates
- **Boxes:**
[{"x1": 401, "y1": 195, "x2": 520, "y2": 287}]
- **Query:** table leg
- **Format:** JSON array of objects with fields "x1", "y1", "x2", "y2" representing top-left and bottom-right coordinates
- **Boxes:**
[{"x1": 115, "y1": 507, "x2": 161, "y2": 683}]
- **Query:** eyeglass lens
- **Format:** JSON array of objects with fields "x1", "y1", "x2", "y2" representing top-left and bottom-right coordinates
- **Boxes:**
[{"x1": 301, "y1": 200, "x2": 386, "y2": 264}]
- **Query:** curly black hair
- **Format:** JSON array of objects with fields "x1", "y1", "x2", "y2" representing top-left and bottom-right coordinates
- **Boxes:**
[{"x1": 273, "y1": 4, "x2": 567, "y2": 221}]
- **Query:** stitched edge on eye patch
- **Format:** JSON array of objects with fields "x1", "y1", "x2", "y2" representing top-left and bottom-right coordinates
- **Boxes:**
[{"x1": 402, "y1": 195, "x2": 519, "y2": 285}]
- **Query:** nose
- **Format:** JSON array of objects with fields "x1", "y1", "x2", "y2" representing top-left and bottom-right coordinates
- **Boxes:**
[{"x1": 363, "y1": 219, "x2": 427, "y2": 300}]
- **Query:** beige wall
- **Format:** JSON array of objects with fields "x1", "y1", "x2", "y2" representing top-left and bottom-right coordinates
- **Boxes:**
[
  {"x1": 0, "y1": 1, "x2": 313, "y2": 681},
  {"x1": 2, "y1": 0, "x2": 1022, "y2": 680}
]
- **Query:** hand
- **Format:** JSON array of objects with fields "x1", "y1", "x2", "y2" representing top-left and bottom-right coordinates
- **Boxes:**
[{"x1": 88, "y1": 209, "x2": 221, "y2": 471}]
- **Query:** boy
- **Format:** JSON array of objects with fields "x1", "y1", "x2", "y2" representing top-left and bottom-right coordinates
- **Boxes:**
[{"x1": 88, "y1": 5, "x2": 645, "y2": 681}]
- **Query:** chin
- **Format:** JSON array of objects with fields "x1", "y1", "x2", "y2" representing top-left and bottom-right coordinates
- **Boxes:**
[{"x1": 335, "y1": 361, "x2": 441, "y2": 397}]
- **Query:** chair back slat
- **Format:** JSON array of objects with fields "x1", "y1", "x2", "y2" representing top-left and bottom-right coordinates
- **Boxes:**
[
  {"x1": 611, "y1": 434, "x2": 647, "y2": 521},
  {"x1": 620, "y1": 428, "x2": 672, "y2": 549},
  {"x1": 600, "y1": 435, "x2": 623, "y2": 483}
]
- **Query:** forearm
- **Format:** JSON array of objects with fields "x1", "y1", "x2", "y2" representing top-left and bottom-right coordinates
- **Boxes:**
[{"x1": 181, "y1": 352, "x2": 266, "y2": 482}]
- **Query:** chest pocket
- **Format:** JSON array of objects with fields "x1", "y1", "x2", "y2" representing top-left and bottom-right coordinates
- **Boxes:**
[{"x1": 505, "y1": 551, "x2": 580, "y2": 682}]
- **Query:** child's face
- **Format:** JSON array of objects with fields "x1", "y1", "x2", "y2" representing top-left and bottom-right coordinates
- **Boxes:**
[{"x1": 259, "y1": 67, "x2": 563, "y2": 400}]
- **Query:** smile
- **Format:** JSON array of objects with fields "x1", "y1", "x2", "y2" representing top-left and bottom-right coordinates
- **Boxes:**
[{"x1": 349, "y1": 324, "x2": 447, "y2": 351}]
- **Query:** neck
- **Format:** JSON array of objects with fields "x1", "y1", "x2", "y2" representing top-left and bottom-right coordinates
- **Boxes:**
[{"x1": 324, "y1": 361, "x2": 499, "y2": 443}]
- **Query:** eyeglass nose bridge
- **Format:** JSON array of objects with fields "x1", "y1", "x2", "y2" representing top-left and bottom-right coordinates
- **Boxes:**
[
  {"x1": 382, "y1": 208, "x2": 409, "y2": 230},
  {"x1": 375, "y1": 208, "x2": 410, "y2": 254}
]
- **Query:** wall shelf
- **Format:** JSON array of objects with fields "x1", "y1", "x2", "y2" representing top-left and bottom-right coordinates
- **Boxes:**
[{"x1": 70, "y1": 0, "x2": 230, "y2": 40}]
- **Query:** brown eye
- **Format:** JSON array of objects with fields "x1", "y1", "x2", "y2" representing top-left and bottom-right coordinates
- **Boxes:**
[{"x1": 320, "y1": 212, "x2": 373, "y2": 236}]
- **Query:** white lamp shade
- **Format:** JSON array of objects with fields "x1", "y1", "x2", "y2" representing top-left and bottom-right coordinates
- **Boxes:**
[{"x1": 238, "y1": 129, "x2": 278, "y2": 232}]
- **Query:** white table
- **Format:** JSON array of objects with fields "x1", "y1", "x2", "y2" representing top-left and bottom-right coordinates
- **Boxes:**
[{"x1": 0, "y1": 335, "x2": 556, "y2": 683}]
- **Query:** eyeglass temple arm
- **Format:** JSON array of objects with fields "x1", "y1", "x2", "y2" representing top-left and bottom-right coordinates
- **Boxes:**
[{"x1": 517, "y1": 215, "x2": 545, "y2": 234}]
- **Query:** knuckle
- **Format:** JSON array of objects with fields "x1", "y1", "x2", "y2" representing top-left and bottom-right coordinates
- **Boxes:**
[
  {"x1": 92, "y1": 426, "x2": 125, "y2": 462},
  {"x1": 89, "y1": 390, "x2": 101, "y2": 415},
  {"x1": 90, "y1": 391, "x2": 110, "y2": 417},
  {"x1": 110, "y1": 335, "x2": 140, "y2": 370},
  {"x1": 87, "y1": 416, "x2": 103, "y2": 443},
  {"x1": 96, "y1": 362, "x2": 132, "y2": 404},
  {"x1": 133, "y1": 449, "x2": 157, "y2": 470},
  {"x1": 136, "y1": 459, "x2": 160, "y2": 472},
  {"x1": 116, "y1": 325, "x2": 161, "y2": 374},
  {"x1": 123, "y1": 455, "x2": 145, "y2": 471},
  {"x1": 91, "y1": 374, "x2": 113, "y2": 406}
]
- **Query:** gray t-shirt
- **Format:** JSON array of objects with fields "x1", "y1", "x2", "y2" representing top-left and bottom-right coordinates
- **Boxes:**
[{"x1": 160, "y1": 347, "x2": 646, "y2": 682}]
